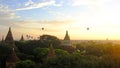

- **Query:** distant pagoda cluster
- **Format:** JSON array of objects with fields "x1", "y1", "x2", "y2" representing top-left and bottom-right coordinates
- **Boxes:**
[{"x1": 0, "y1": 27, "x2": 75, "y2": 68}]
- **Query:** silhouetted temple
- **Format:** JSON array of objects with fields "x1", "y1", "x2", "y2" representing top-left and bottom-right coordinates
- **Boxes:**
[
  {"x1": 20, "y1": 35, "x2": 24, "y2": 41},
  {"x1": 5, "y1": 27, "x2": 14, "y2": 44},
  {"x1": 47, "y1": 44, "x2": 56, "y2": 58},
  {"x1": 5, "y1": 27, "x2": 17, "y2": 50},
  {"x1": 1, "y1": 27, "x2": 20, "y2": 68},
  {"x1": 60, "y1": 31, "x2": 75, "y2": 53},
  {"x1": 62, "y1": 30, "x2": 71, "y2": 46}
]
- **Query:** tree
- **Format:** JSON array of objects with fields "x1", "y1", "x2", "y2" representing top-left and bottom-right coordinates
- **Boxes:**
[
  {"x1": 15, "y1": 60, "x2": 36, "y2": 68},
  {"x1": 40, "y1": 35, "x2": 61, "y2": 48},
  {"x1": 0, "y1": 44, "x2": 12, "y2": 68},
  {"x1": 33, "y1": 47, "x2": 49, "y2": 63},
  {"x1": 55, "y1": 49, "x2": 69, "y2": 57},
  {"x1": 15, "y1": 40, "x2": 40, "y2": 55}
]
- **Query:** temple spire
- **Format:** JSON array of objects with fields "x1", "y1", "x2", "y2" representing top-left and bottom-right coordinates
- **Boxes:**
[
  {"x1": 1, "y1": 36, "x2": 4, "y2": 42},
  {"x1": 64, "y1": 30, "x2": 70, "y2": 40},
  {"x1": 5, "y1": 27, "x2": 14, "y2": 44},
  {"x1": 47, "y1": 44, "x2": 56, "y2": 58},
  {"x1": 1, "y1": 36, "x2": 5, "y2": 44},
  {"x1": 20, "y1": 35, "x2": 24, "y2": 41}
]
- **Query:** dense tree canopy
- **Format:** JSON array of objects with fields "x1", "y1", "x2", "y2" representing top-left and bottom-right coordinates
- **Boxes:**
[
  {"x1": 40, "y1": 35, "x2": 61, "y2": 48},
  {"x1": 1, "y1": 35, "x2": 120, "y2": 68}
]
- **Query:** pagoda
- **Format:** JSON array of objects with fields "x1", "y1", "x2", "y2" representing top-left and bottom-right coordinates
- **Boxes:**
[
  {"x1": 5, "y1": 27, "x2": 14, "y2": 44},
  {"x1": 62, "y1": 30, "x2": 71, "y2": 46},
  {"x1": 60, "y1": 31, "x2": 75, "y2": 53},
  {"x1": 5, "y1": 27, "x2": 17, "y2": 49}
]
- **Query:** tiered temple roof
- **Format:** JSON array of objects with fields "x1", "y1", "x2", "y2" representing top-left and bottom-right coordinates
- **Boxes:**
[{"x1": 5, "y1": 27, "x2": 14, "y2": 45}]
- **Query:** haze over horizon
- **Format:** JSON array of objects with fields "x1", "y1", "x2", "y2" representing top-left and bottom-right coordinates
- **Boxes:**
[{"x1": 1, "y1": 0, "x2": 120, "y2": 40}]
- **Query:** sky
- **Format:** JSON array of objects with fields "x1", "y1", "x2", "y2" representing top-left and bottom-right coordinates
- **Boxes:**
[{"x1": 1, "y1": 0, "x2": 120, "y2": 40}]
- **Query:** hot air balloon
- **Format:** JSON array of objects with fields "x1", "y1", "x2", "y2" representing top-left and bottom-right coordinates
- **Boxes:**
[
  {"x1": 87, "y1": 27, "x2": 89, "y2": 30},
  {"x1": 42, "y1": 27, "x2": 44, "y2": 30}
]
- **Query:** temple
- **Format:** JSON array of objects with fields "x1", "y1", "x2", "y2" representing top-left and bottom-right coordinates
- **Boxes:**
[
  {"x1": 60, "y1": 30, "x2": 75, "y2": 53},
  {"x1": 5, "y1": 27, "x2": 17, "y2": 50},
  {"x1": 5, "y1": 27, "x2": 14, "y2": 45},
  {"x1": 3, "y1": 27, "x2": 20, "y2": 68},
  {"x1": 62, "y1": 30, "x2": 71, "y2": 46}
]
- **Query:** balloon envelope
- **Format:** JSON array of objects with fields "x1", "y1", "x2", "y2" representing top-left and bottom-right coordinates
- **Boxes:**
[{"x1": 87, "y1": 27, "x2": 89, "y2": 30}]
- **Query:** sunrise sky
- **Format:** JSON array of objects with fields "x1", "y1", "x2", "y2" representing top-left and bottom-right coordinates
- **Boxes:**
[{"x1": 0, "y1": 0, "x2": 120, "y2": 40}]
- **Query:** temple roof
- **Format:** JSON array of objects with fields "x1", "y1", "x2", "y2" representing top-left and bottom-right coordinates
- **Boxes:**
[
  {"x1": 47, "y1": 44, "x2": 56, "y2": 58},
  {"x1": 5, "y1": 27, "x2": 14, "y2": 44},
  {"x1": 64, "y1": 31, "x2": 70, "y2": 40}
]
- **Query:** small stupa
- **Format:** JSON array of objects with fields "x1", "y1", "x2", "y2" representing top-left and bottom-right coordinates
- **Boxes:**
[
  {"x1": 47, "y1": 44, "x2": 56, "y2": 58},
  {"x1": 20, "y1": 35, "x2": 24, "y2": 41}
]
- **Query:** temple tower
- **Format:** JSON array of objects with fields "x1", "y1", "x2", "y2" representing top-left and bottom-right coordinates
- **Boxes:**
[
  {"x1": 60, "y1": 31, "x2": 75, "y2": 53},
  {"x1": 5, "y1": 27, "x2": 14, "y2": 44},
  {"x1": 5, "y1": 27, "x2": 17, "y2": 49},
  {"x1": 62, "y1": 30, "x2": 71, "y2": 46}
]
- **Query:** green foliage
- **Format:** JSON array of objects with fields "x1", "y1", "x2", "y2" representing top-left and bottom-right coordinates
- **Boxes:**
[
  {"x1": 76, "y1": 44, "x2": 85, "y2": 52},
  {"x1": 0, "y1": 44, "x2": 12, "y2": 58},
  {"x1": 40, "y1": 35, "x2": 61, "y2": 48},
  {"x1": 13, "y1": 38, "x2": 120, "y2": 68},
  {"x1": 33, "y1": 47, "x2": 49, "y2": 63},
  {"x1": 55, "y1": 49, "x2": 69, "y2": 57},
  {"x1": 15, "y1": 60, "x2": 36, "y2": 68},
  {"x1": 17, "y1": 52, "x2": 34, "y2": 61},
  {"x1": 15, "y1": 41, "x2": 40, "y2": 55}
]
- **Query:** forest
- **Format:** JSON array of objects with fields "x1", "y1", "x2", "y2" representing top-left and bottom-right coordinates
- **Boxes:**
[{"x1": 1, "y1": 35, "x2": 120, "y2": 68}]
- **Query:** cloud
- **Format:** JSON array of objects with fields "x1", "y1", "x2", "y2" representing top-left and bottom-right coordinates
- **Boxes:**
[
  {"x1": 71, "y1": 0, "x2": 111, "y2": 6},
  {"x1": 47, "y1": 10, "x2": 72, "y2": 20},
  {"x1": 16, "y1": 0, "x2": 62, "y2": 11},
  {"x1": 13, "y1": 20, "x2": 73, "y2": 29},
  {"x1": 0, "y1": 4, "x2": 19, "y2": 20},
  {"x1": 25, "y1": 0, "x2": 34, "y2": 6}
]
